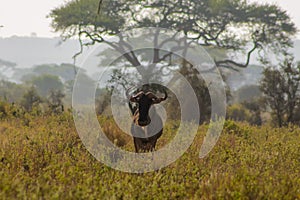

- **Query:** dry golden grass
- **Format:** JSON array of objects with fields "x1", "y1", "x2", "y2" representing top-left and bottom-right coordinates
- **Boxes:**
[{"x1": 0, "y1": 112, "x2": 300, "y2": 199}]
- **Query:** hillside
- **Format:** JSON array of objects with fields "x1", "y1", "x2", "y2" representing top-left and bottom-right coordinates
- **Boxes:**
[{"x1": 0, "y1": 36, "x2": 80, "y2": 68}]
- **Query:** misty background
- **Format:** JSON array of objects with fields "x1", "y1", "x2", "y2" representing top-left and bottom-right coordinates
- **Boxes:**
[{"x1": 1, "y1": 36, "x2": 300, "y2": 90}]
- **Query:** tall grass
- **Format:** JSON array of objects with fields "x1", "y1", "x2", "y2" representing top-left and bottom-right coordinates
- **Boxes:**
[{"x1": 0, "y1": 112, "x2": 300, "y2": 199}]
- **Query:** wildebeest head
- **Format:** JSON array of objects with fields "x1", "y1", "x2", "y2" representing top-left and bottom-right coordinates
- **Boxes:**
[{"x1": 127, "y1": 89, "x2": 167, "y2": 126}]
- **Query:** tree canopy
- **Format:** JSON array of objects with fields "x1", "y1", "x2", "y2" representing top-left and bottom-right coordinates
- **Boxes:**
[
  {"x1": 27, "y1": 75, "x2": 64, "y2": 97},
  {"x1": 260, "y1": 58, "x2": 300, "y2": 127},
  {"x1": 50, "y1": 0, "x2": 297, "y2": 70}
]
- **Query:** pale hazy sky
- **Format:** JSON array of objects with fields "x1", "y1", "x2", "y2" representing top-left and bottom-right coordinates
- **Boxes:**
[{"x1": 0, "y1": 0, "x2": 300, "y2": 38}]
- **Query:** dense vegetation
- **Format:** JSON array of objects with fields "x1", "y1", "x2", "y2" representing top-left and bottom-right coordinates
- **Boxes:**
[{"x1": 0, "y1": 107, "x2": 299, "y2": 199}]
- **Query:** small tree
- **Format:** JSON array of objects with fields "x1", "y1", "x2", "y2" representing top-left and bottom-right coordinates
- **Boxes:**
[
  {"x1": 20, "y1": 87, "x2": 42, "y2": 112},
  {"x1": 260, "y1": 58, "x2": 300, "y2": 126},
  {"x1": 47, "y1": 90, "x2": 65, "y2": 114},
  {"x1": 241, "y1": 100, "x2": 262, "y2": 125}
]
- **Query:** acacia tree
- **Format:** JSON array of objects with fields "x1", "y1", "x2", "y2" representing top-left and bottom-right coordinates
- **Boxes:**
[{"x1": 50, "y1": 0, "x2": 296, "y2": 72}]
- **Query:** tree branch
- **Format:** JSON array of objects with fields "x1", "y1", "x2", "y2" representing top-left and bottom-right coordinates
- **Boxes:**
[{"x1": 215, "y1": 42, "x2": 259, "y2": 69}]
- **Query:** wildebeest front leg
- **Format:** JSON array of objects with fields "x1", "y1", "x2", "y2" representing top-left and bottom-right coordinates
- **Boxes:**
[{"x1": 133, "y1": 137, "x2": 143, "y2": 153}]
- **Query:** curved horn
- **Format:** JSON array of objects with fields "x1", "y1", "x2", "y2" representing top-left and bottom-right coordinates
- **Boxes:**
[
  {"x1": 126, "y1": 87, "x2": 134, "y2": 99},
  {"x1": 132, "y1": 91, "x2": 144, "y2": 99},
  {"x1": 126, "y1": 86, "x2": 141, "y2": 99},
  {"x1": 162, "y1": 89, "x2": 168, "y2": 101},
  {"x1": 129, "y1": 91, "x2": 144, "y2": 103},
  {"x1": 146, "y1": 90, "x2": 167, "y2": 104},
  {"x1": 146, "y1": 92, "x2": 158, "y2": 100}
]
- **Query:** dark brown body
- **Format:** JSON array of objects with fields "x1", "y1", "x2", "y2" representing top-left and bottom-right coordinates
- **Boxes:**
[
  {"x1": 127, "y1": 90, "x2": 167, "y2": 153},
  {"x1": 131, "y1": 107, "x2": 163, "y2": 152}
]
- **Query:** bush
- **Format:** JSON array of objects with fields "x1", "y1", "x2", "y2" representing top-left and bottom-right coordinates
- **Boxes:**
[
  {"x1": 46, "y1": 90, "x2": 65, "y2": 114},
  {"x1": 227, "y1": 104, "x2": 251, "y2": 122},
  {"x1": 227, "y1": 103, "x2": 262, "y2": 125},
  {"x1": 223, "y1": 120, "x2": 251, "y2": 139},
  {"x1": 20, "y1": 87, "x2": 42, "y2": 112},
  {"x1": 0, "y1": 101, "x2": 7, "y2": 119}
]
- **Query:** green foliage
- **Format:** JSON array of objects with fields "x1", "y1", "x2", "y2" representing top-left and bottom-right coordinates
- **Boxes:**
[
  {"x1": 0, "y1": 113, "x2": 300, "y2": 199},
  {"x1": 242, "y1": 100, "x2": 263, "y2": 125},
  {"x1": 0, "y1": 80, "x2": 27, "y2": 103},
  {"x1": 49, "y1": 0, "x2": 296, "y2": 69},
  {"x1": 0, "y1": 101, "x2": 7, "y2": 119},
  {"x1": 260, "y1": 58, "x2": 300, "y2": 127},
  {"x1": 227, "y1": 102, "x2": 262, "y2": 125},
  {"x1": 227, "y1": 104, "x2": 251, "y2": 121},
  {"x1": 49, "y1": 0, "x2": 125, "y2": 34},
  {"x1": 223, "y1": 120, "x2": 251, "y2": 139},
  {"x1": 31, "y1": 63, "x2": 78, "y2": 82},
  {"x1": 0, "y1": 100, "x2": 25, "y2": 120},
  {"x1": 46, "y1": 90, "x2": 65, "y2": 114},
  {"x1": 26, "y1": 74, "x2": 64, "y2": 97},
  {"x1": 234, "y1": 85, "x2": 262, "y2": 103},
  {"x1": 20, "y1": 87, "x2": 42, "y2": 112}
]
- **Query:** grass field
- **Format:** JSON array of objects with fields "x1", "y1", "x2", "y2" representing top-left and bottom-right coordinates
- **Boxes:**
[{"x1": 0, "y1": 112, "x2": 300, "y2": 199}]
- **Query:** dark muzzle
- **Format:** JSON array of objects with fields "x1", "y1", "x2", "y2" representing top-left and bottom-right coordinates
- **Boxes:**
[{"x1": 138, "y1": 118, "x2": 151, "y2": 126}]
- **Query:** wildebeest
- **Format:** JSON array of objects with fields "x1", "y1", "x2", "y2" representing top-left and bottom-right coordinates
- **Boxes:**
[{"x1": 127, "y1": 88, "x2": 168, "y2": 152}]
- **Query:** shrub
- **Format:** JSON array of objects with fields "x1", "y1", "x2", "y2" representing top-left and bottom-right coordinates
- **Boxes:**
[
  {"x1": 223, "y1": 120, "x2": 251, "y2": 139},
  {"x1": 20, "y1": 87, "x2": 42, "y2": 112},
  {"x1": 227, "y1": 103, "x2": 262, "y2": 125},
  {"x1": 0, "y1": 101, "x2": 7, "y2": 119}
]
